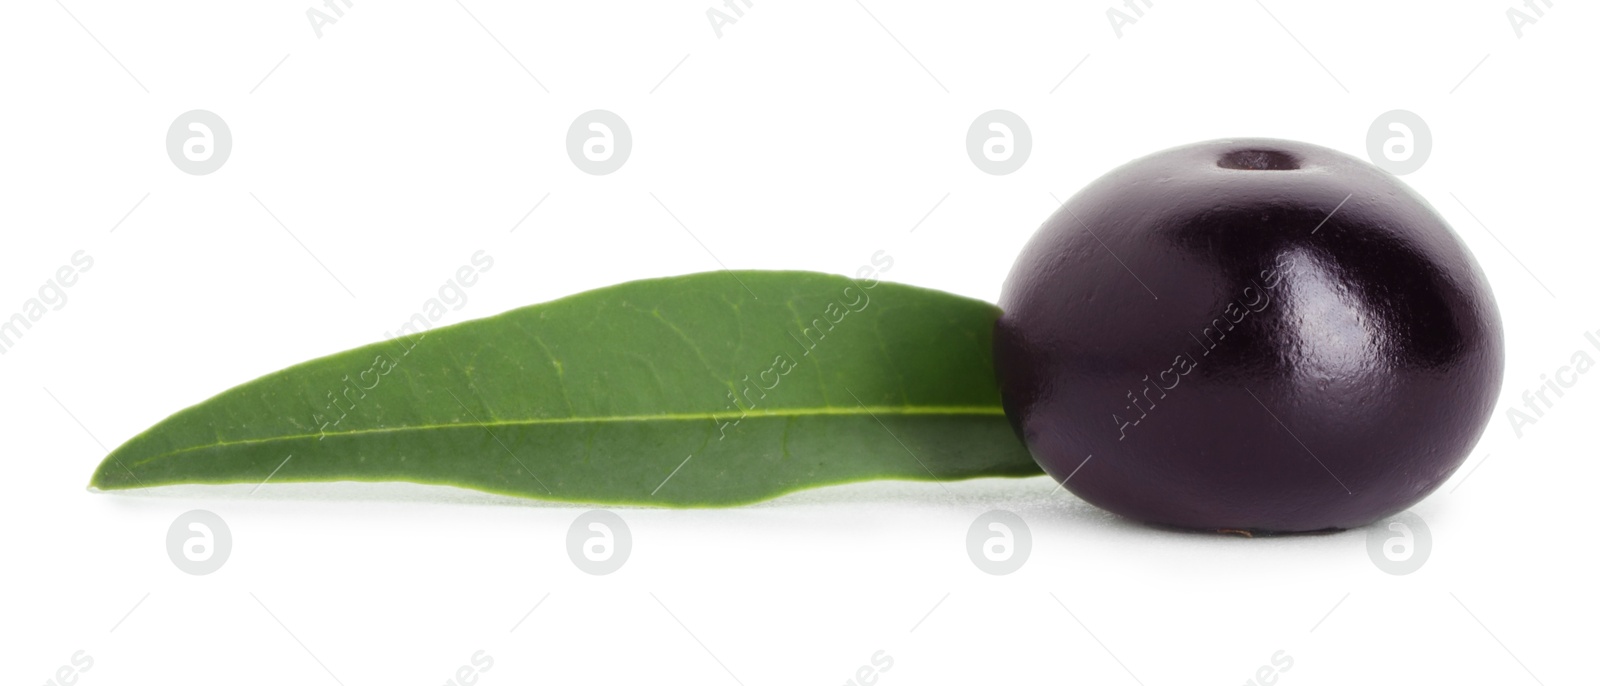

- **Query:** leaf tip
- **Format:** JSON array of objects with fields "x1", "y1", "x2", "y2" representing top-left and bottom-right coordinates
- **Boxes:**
[{"x1": 88, "y1": 453, "x2": 140, "y2": 492}]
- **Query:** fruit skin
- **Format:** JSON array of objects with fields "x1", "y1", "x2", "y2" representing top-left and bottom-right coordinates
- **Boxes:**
[{"x1": 994, "y1": 138, "x2": 1503, "y2": 533}]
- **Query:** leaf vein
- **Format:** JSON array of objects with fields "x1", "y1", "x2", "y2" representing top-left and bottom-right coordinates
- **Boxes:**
[{"x1": 124, "y1": 405, "x2": 1006, "y2": 467}]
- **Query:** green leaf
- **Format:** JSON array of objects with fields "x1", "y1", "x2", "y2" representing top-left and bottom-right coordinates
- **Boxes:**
[{"x1": 90, "y1": 271, "x2": 1040, "y2": 505}]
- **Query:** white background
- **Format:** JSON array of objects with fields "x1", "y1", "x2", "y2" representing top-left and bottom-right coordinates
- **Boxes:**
[{"x1": 2, "y1": 1, "x2": 1596, "y2": 684}]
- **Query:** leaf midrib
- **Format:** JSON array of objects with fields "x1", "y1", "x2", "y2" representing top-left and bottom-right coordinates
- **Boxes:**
[{"x1": 127, "y1": 404, "x2": 1007, "y2": 467}]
